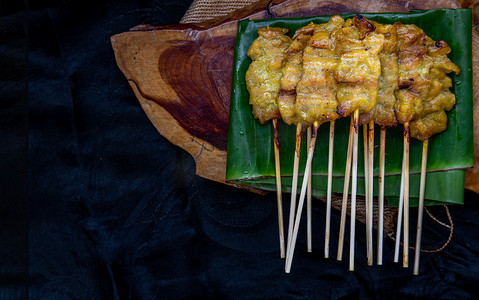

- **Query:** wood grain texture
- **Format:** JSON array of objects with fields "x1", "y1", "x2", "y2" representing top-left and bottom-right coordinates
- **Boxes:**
[{"x1": 111, "y1": 0, "x2": 479, "y2": 193}]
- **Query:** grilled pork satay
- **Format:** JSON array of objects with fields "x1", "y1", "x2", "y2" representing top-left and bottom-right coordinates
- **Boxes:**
[
  {"x1": 411, "y1": 37, "x2": 459, "y2": 275},
  {"x1": 335, "y1": 15, "x2": 384, "y2": 118},
  {"x1": 246, "y1": 26, "x2": 292, "y2": 258},
  {"x1": 360, "y1": 22, "x2": 399, "y2": 126},
  {"x1": 335, "y1": 15, "x2": 384, "y2": 270},
  {"x1": 285, "y1": 15, "x2": 345, "y2": 273},
  {"x1": 277, "y1": 23, "x2": 315, "y2": 258},
  {"x1": 410, "y1": 38, "x2": 460, "y2": 141},
  {"x1": 246, "y1": 26, "x2": 292, "y2": 124},
  {"x1": 280, "y1": 21, "x2": 344, "y2": 257},
  {"x1": 358, "y1": 22, "x2": 399, "y2": 265},
  {"x1": 393, "y1": 23, "x2": 435, "y2": 268},
  {"x1": 279, "y1": 23, "x2": 315, "y2": 126}
]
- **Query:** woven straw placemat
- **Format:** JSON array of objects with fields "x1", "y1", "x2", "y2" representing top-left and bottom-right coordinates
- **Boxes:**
[{"x1": 181, "y1": 0, "x2": 259, "y2": 23}]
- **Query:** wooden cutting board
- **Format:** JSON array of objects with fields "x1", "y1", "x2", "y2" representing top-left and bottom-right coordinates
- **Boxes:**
[{"x1": 111, "y1": 0, "x2": 479, "y2": 194}]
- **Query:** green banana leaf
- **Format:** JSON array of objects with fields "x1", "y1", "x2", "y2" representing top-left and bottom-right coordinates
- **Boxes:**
[{"x1": 226, "y1": 9, "x2": 473, "y2": 206}]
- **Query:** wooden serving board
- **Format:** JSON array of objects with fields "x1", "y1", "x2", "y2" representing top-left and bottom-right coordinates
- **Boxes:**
[{"x1": 111, "y1": 0, "x2": 479, "y2": 194}]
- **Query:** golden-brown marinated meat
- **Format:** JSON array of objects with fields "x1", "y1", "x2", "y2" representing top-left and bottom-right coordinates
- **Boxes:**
[
  {"x1": 335, "y1": 15, "x2": 384, "y2": 117},
  {"x1": 295, "y1": 15, "x2": 345, "y2": 125},
  {"x1": 410, "y1": 111, "x2": 448, "y2": 141},
  {"x1": 278, "y1": 23, "x2": 316, "y2": 125},
  {"x1": 360, "y1": 23, "x2": 399, "y2": 127},
  {"x1": 246, "y1": 27, "x2": 292, "y2": 124},
  {"x1": 394, "y1": 23, "x2": 433, "y2": 124},
  {"x1": 410, "y1": 38, "x2": 460, "y2": 141}
]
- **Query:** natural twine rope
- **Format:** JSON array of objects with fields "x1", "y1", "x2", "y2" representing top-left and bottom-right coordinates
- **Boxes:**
[{"x1": 387, "y1": 205, "x2": 454, "y2": 253}]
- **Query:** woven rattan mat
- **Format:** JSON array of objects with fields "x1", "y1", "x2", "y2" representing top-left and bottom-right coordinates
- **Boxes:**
[
  {"x1": 180, "y1": 0, "x2": 398, "y2": 235},
  {"x1": 180, "y1": 0, "x2": 259, "y2": 23}
]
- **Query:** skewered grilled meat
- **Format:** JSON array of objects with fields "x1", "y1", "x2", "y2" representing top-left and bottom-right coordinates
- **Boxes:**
[
  {"x1": 335, "y1": 15, "x2": 384, "y2": 117},
  {"x1": 394, "y1": 23, "x2": 433, "y2": 124},
  {"x1": 410, "y1": 38, "x2": 460, "y2": 140},
  {"x1": 295, "y1": 15, "x2": 345, "y2": 126},
  {"x1": 246, "y1": 27, "x2": 292, "y2": 124},
  {"x1": 278, "y1": 23, "x2": 316, "y2": 126},
  {"x1": 360, "y1": 22, "x2": 399, "y2": 127}
]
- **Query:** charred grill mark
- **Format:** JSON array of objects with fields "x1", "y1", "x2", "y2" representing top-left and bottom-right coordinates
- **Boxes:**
[
  {"x1": 354, "y1": 14, "x2": 376, "y2": 39},
  {"x1": 295, "y1": 130, "x2": 301, "y2": 158},
  {"x1": 435, "y1": 40, "x2": 445, "y2": 48},
  {"x1": 311, "y1": 125, "x2": 318, "y2": 139},
  {"x1": 336, "y1": 105, "x2": 346, "y2": 117},
  {"x1": 404, "y1": 123, "x2": 410, "y2": 142},
  {"x1": 273, "y1": 121, "x2": 280, "y2": 149},
  {"x1": 399, "y1": 78, "x2": 414, "y2": 89},
  {"x1": 353, "y1": 118, "x2": 358, "y2": 133},
  {"x1": 278, "y1": 89, "x2": 296, "y2": 97}
]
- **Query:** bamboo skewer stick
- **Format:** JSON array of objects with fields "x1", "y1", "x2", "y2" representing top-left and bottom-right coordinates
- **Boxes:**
[
  {"x1": 287, "y1": 123, "x2": 303, "y2": 257},
  {"x1": 403, "y1": 122, "x2": 410, "y2": 268},
  {"x1": 367, "y1": 120, "x2": 374, "y2": 265},
  {"x1": 394, "y1": 153, "x2": 406, "y2": 263},
  {"x1": 325, "y1": 120, "x2": 335, "y2": 258},
  {"x1": 307, "y1": 126, "x2": 313, "y2": 253},
  {"x1": 414, "y1": 139, "x2": 428, "y2": 275},
  {"x1": 363, "y1": 124, "x2": 370, "y2": 261},
  {"x1": 349, "y1": 109, "x2": 359, "y2": 271},
  {"x1": 272, "y1": 119, "x2": 286, "y2": 258},
  {"x1": 285, "y1": 122, "x2": 319, "y2": 273},
  {"x1": 377, "y1": 127, "x2": 386, "y2": 265},
  {"x1": 337, "y1": 118, "x2": 354, "y2": 261}
]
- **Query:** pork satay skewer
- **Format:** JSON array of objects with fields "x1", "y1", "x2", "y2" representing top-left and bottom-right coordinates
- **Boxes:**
[
  {"x1": 411, "y1": 38, "x2": 460, "y2": 274},
  {"x1": 285, "y1": 16, "x2": 345, "y2": 272},
  {"x1": 277, "y1": 24, "x2": 315, "y2": 256},
  {"x1": 245, "y1": 26, "x2": 292, "y2": 258},
  {"x1": 371, "y1": 21, "x2": 399, "y2": 264},
  {"x1": 358, "y1": 21, "x2": 400, "y2": 265},
  {"x1": 394, "y1": 23, "x2": 435, "y2": 267},
  {"x1": 335, "y1": 15, "x2": 384, "y2": 270},
  {"x1": 357, "y1": 20, "x2": 399, "y2": 266}
]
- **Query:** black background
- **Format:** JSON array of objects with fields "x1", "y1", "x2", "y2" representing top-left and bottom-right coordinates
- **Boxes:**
[{"x1": 2, "y1": 0, "x2": 479, "y2": 298}]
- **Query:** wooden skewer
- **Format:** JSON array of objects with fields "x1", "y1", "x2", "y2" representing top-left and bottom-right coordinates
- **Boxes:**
[
  {"x1": 367, "y1": 120, "x2": 374, "y2": 265},
  {"x1": 363, "y1": 124, "x2": 370, "y2": 261},
  {"x1": 337, "y1": 118, "x2": 354, "y2": 261},
  {"x1": 349, "y1": 109, "x2": 359, "y2": 271},
  {"x1": 325, "y1": 120, "x2": 335, "y2": 258},
  {"x1": 377, "y1": 126, "x2": 386, "y2": 265},
  {"x1": 403, "y1": 122, "x2": 410, "y2": 268},
  {"x1": 272, "y1": 119, "x2": 285, "y2": 258},
  {"x1": 285, "y1": 122, "x2": 319, "y2": 273},
  {"x1": 287, "y1": 123, "x2": 302, "y2": 257},
  {"x1": 414, "y1": 139, "x2": 428, "y2": 275},
  {"x1": 307, "y1": 126, "x2": 313, "y2": 253},
  {"x1": 394, "y1": 151, "x2": 406, "y2": 263}
]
